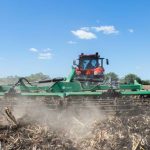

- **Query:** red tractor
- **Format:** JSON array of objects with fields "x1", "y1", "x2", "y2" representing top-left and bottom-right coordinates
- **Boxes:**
[{"x1": 74, "y1": 52, "x2": 109, "y2": 82}]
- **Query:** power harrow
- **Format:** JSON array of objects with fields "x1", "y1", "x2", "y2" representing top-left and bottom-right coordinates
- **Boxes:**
[{"x1": 0, "y1": 52, "x2": 149, "y2": 114}]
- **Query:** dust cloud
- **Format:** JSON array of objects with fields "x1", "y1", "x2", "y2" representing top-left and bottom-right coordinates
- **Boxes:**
[{"x1": 11, "y1": 97, "x2": 105, "y2": 141}]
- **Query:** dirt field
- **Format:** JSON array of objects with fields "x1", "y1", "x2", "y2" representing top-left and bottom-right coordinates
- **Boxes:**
[
  {"x1": 0, "y1": 100, "x2": 149, "y2": 150},
  {"x1": 143, "y1": 85, "x2": 150, "y2": 90}
]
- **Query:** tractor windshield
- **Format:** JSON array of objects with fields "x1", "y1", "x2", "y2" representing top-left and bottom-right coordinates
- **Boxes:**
[{"x1": 79, "y1": 58, "x2": 99, "y2": 70}]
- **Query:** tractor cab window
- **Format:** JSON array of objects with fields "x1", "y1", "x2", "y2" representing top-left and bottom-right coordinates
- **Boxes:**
[
  {"x1": 79, "y1": 58, "x2": 99, "y2": 70},
  {"x1": 91, "y1": 59, "x2": 97, "y2": 67}
]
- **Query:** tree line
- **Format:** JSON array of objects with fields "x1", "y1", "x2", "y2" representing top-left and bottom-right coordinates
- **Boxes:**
[
  {"x1": 0, "y1": 72, "x2": 149, "y2": 85},
  {"x1": 105, "y1": 72, "x2": 150, "y2": 85},
  {"x1": 0, "y1": 73, "x2": 50, "y2": 85}
]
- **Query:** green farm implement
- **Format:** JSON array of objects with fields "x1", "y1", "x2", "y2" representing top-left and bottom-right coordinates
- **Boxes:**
[{"x1": 0, "y1": 52, "x2": 149, "y2": 113}]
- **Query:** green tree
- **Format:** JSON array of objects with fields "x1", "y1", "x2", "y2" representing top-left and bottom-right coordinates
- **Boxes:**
[
  {"x1": 105, "y1": 72, "x2": 119, "y2": 81},
  {"x1": 141, "y1": 80, "x2": 150, "y2": 85},
  {"x1": 26, "y1": 72, "x2": 50, "y2": 82},
  {"x1": 123, "y1": 74, "x2": 142, "y2": 84}
]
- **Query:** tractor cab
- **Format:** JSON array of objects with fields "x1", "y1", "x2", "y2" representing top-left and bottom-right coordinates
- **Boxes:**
[{"x1": 74, "y1": 52, "x2": 109, "y2": 81}]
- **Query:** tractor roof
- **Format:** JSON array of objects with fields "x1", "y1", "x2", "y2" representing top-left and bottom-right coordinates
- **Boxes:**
[{"x1": 79, "y1": 52, "x2": 100, "y2": 59}]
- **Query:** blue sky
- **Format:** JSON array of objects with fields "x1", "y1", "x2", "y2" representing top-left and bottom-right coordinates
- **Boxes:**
[{"x1": 0, "y1": 0, "x2": 150, "y2": 79}]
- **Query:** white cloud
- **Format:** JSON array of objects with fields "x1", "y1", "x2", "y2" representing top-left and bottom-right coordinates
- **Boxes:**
[
  {"x1": 38, "y1": 52, "x2": 52, "y2": 60},
  {"x1": 71, "y1": 29, "x2": 96, "y2": 40},
  {"x1": 80, "y1": 27, "x2": 90, "y2": 31},
  {"x1": 42, "y1": 48, "x2": 52, "y2": 52},
  {"x1": 92, "y1": 26, "x2": 119, "y2": 34},
  {"x1": 29, "y1": 48, "x2": 38, "y2": 52},
  {"x1": 29, "y1": 48, "x2": 53, "y2": 60},
  {"x1": 71, "y1": 25, "x2": 119, "y2": 39},
  {"x1": 128, "y1": 29, "x2": 134, "y2": 33},
  {"x1": 68, "y1": 41, "x2": 77, "y2": 44}
]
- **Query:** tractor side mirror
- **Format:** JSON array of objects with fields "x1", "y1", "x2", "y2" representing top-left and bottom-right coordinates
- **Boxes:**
[
  {"x1": 106, "y1": 59, "x2": 109, "y2": 65},
  {"x1": 73, "y1": 60, "x2": 77, "y2": 66}
]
